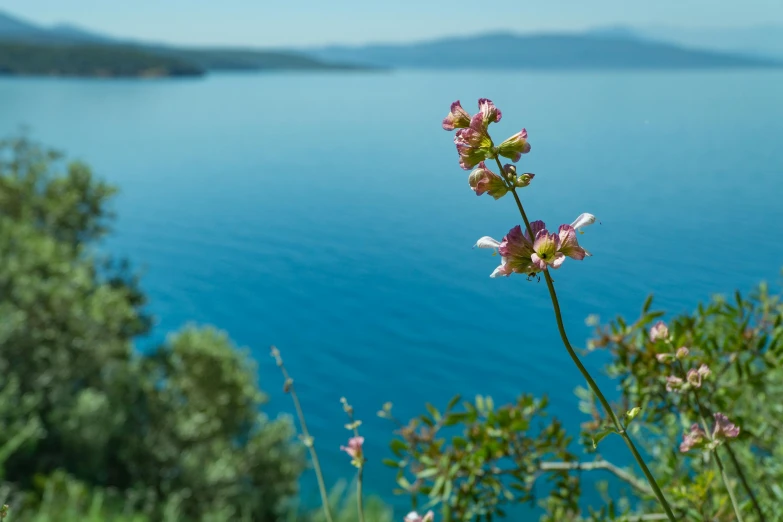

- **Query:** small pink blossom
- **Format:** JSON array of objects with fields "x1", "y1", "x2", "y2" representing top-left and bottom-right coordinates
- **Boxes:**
[
  {"x1": 405, "y1": 511, "x2": 435, "y2": 522},
  {"x1": 697, "y1": 364, "x2": 711, "y2": 378},
  {"x1": 454, "y1": 116, "x2": 494, "y2": 170},
  {"x1": 665, "y1": 375, "x2": 684, "y2": 392},
  {"x1": 679, "y1": 423, "x2": 707, "y2": 453},
  {"x1": 686, "y1": 369, "x2": 702, "y2": 388},
  {"x1": 656, "y1": 353, "x2": 674, "y2": 363},
  {"x1": 649, "y1": 321, "x2": 669, "y2": 342},
  {"x1": 531, "y1": 229, "x2": 564, "y2": 270},
  {"x1": 340, "y1": 436, "x2": 364, "y2": 460},
  {"x1": 712, "y1": 413, "x2": 740, "y2": 440},
  {"x1": 497, "y1": 129, "x2": 531, "y2": 162},
  {"x1": 468, "y1": 162, "x2": 508, "y2": 199},
  {"x1": 477, "y1": 98, "x2": 502, "y2": 128},
  {"x1": 442, "y1": 100, "x2": 471, "y2": 131},
  {"x1": 676, "y1": 346, "x2": 690, "y2": 359}
]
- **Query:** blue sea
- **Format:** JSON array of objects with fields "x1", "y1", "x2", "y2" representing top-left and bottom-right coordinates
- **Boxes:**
[{"x1": 2, "y1": 69, "x2": 782, "y2": 516}]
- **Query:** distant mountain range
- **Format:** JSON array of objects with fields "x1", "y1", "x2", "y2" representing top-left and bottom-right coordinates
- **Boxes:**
[
  {"x1": 0, "y1": 9, "x2": 781, "y2": 77},
  {"x1": 306, "y1": 31, "x2": 781, "y2": 70}
]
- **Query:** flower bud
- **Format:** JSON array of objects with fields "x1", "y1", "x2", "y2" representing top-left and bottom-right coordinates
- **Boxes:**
[
  {"x1": 676, "y1": 346, "x2": 690, "y2": 359},
  {"x1": 649, "y1": 321, "x2": 669, "y2": 342},
  {"x1": 665, "y1": 375, "x2": 684, "y2": 392},
  {"x1": 686, "y1": 369, "x2": 702, "y2": 388},
  {"x1": 656, "y1": 353, "x2": 674, "y2": 363},
  {"x1": 468, "y1": 162, "x2": 508, "y2": 200},
  {"x1": 515, "y1": 172, "x2": 535, "y2": 187},
  {"x1": 697, "y1": 364, "x2": 711, "y2": 378}
]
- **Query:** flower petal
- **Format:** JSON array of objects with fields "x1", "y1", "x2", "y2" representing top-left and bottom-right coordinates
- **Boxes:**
[
  {"x1": 474, "y1": 237, "x2": 501, "y2": 249},
  {"x1": 571, "y1": 213, "x2": 597, "y2": 230}
]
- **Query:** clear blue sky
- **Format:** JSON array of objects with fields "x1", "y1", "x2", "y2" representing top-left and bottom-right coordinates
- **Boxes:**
[{"x1": 1, "y1": 0, "x2": 780, "y2": 47}]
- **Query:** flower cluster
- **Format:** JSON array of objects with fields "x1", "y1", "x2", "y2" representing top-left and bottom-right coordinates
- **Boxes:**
[
  {"x1": 475, "y1": 214, "x2": 595, "y2": 278},
  {"x1": 443, "y1": 99, "x2": 530, "y2": 170},
  {"x1": 679, "y1": 413, "x2": 740, "y2": 453}
]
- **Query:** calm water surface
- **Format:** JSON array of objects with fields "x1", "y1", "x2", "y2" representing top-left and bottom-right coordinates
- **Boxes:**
[{"x1": 2, "y1": 69, "x2": 782, "y2": 515}]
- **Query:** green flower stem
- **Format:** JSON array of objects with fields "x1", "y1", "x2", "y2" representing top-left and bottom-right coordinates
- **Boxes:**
[
  {"x1": 271, "y1": 348, "x2": 334, "y2": 522},
  {"x1": 349, "y1": 421, "x2": 366, "y2": 522},
  {"x1": 724, "y1": 443, "x2": 766, "y2": 522},
  {"x1": 496, "y1": 162, "x2": 677, "y2": 521},
  {"x1": 713, "y1": 445, "x2": 745, "y2": 522}
]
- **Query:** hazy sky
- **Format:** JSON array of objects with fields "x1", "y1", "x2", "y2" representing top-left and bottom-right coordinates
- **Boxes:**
[{"x1": 1, "y1": 0, "x2": 780, "y2": 47}]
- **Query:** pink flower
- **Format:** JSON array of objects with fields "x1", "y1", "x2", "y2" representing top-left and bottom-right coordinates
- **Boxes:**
[
  {"x1": 686, "y1": 368, "x2": 702, "y2": 388},
  {"x1": 468, "y1": 162, "x2": 508, "y2": 199},
  {"x1": 679, "y1": 423, "x2": 707, "y2": 453},
  {"x1": 405, "y1": 511, "x2": 435, "y2": 522},
  {"x1": 649, "y1": 321, "x2": 669, "y2": 342},
  {"x1": 712, "y1": 413, "x2": 740, "y2": 440},
  {"x1": 442, "y1": 100, "x2": 471, "y2": 131},
  {"x1": 697, "y1": 364, "x2": 711, "y2": 378},
  {"x1": 475, "y1": 216, "x2": 593, "y2": 278},
  {"x1": 340, "y1": 436, "x2": 364, "y2": 460},
  {"x1": 454, "y1": 116, "x2": 494, "y2": 170},
  {"x1": 477, "y1": 98, "x2": 502, "y2": 128},
  {"x1": 497, "y1": 129, "x2": 531, "y2": 162},
  {"x1": 676, "y1": 347, "x2": 690, "y2": 359},
  {"x1": 665, "y1": 375, "x2": 684, "y2": 392},
  {"x1": 531, "y1": 229, "x2": 564, "y2": 270},
  {"x1": 656, "y1": 353, "x2": 674, "y2": 363}
]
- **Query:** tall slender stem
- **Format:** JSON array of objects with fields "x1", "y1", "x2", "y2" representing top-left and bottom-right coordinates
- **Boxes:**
[
  {"x1": 270, "y1": 347, "x2": 334, "y2": 522},
  {"x1": 714, "y1": 444, "x2": 745, "y2": 522},
  {"x1": 724, "y1": 443, "x2": 766, "y2": 521},
  {"x1": 499, "y1": 177, "x2": 677, "y2": 521}
]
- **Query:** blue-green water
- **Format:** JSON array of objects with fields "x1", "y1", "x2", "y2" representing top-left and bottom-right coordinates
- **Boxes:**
[{"x1": 2, "y1": 69, "x2": 782, "y2": 515}]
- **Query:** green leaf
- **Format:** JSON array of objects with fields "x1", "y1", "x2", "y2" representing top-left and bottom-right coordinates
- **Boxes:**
[
  {"x1": 425, "y1": 402, "x2": 441, "y2": 422},
  {"x1": 416, "y1": 467, "x2": 440, "y2": 479},
  {"x1": 381, "y1": 458, "x2": 400, "y2": 468},
  {"x1": 592, "y1": 425, "x2": 617, "y2": 449},
  {"x1": 390, "y1": 438, "x2": 407, "y2": 456}
]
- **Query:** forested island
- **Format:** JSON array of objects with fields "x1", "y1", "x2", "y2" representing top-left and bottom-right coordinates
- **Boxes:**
[{"x1": 0, "y1": 42, "x2": 205, "y2": 77}]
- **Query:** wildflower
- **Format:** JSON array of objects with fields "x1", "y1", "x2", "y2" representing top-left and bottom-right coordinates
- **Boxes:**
[
  {"x1": 468, "y1": 162, "x2": 508, "y2": 199},
  {"x1": 340, "y1": 436, "x2": 364, "y2": 465},
  {"x1": 475, "y1": 216, "x2": 592, "y2": 278},
  {"x1": 679, "y1": 423, "x2": 707, "y2": 453},
  {"x1": 697, "y1": 364, "x2": 711, "y2": 378},
  {"x1": 477, "y1": 98, "x2": 502, "y2": 128},
  {"x1": 676, "y1": 346, "x2": 690, "y2": 359},
  {"x1": 649, "y1": 321, "x2": 669, "y2": 342},
  {"x1": 405, "y1": 512, "x2": 435, "y2": 522},
  {"x1": 665, "y1": 375, "x2": 684, "y2": 392},
  {"x1": 497, "y1": 129, "x2": 531, "y2": 162},
  {"x1": 442, "y1": 100, "x2": 471, "y2": 130},
  {"x1": 656, "y1": 353, "x2": 675, "y2": 363},
  {"x1": 686, "y1": 368, "x2": 702, "y2": 388},
  {"x1": 454, "y1": 119, "x2": 494, "y2": 170},
  {"x1": 712, "y1": 413, "x2": 740, "y2": 440},
  {"x1": 531, "y1": 229, "x2": 564, "y2": 269},
  {"x1": 502, "y1": 164, "x2": 535, "y2": 187}
]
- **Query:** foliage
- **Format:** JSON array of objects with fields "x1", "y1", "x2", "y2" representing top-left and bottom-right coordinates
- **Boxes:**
[
  {"x1": 0, "y1": 136, "x2": 304, "y2": 521},
  {"x1": 385, "y1": 280, "x2": 783, "y2": 521}
]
